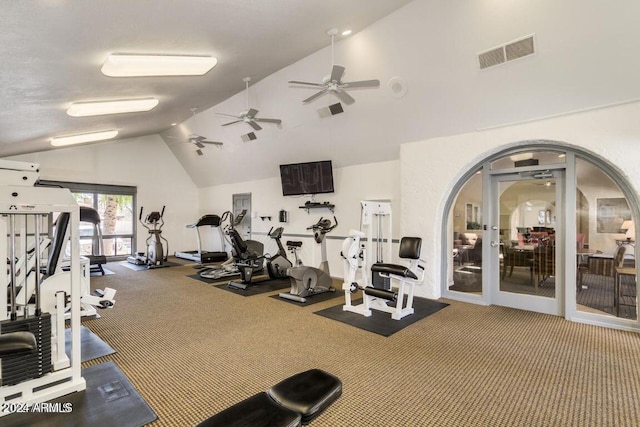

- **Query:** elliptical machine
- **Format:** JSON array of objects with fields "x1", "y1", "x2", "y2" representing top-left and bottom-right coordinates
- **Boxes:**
[
  {"x1": 279, "y1": 216, "x2": 337, "y2": 303},
  {"x1": 127, "y1": 206, "x2": 169, "y2": 267},
  {"x1": 266, "y1": 227, "x2": 292, "y2": 279}
]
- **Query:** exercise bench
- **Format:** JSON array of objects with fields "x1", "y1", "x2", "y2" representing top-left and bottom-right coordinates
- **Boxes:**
[{"x1": 196, "y1": 368, "x2": 342, "y2": 427}]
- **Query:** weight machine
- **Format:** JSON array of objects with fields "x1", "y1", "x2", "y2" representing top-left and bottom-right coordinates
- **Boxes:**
[
  {"x1": 0, "y1": 160, "x2": 86, "y2": 413},
  {"x1": 341, "y1": 201, "x2": 425, "y2": 320}
]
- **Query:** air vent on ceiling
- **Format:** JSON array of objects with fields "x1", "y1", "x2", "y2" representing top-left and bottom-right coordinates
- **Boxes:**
[{"x1": 478, "y1": 34, "x2": 535, "y2": 70}]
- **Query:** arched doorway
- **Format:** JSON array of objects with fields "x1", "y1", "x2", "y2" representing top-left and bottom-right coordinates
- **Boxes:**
[{"x1": 444, "y1": 142, "x2": 640, "y2": 331}]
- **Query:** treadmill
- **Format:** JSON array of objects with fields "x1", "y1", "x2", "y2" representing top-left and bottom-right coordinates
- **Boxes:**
[{"x1": 175, "y1": 214, "x2": 228, "y2": 264}]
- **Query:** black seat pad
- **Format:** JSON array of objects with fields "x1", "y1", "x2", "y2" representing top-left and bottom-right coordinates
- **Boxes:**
[
  {"x1": 371, "y1": 263, "x2": 417, "y2": 280},
  {"x1": 196, "y1": 392, "x2": 301, "y2": 427},
  {"x1": 268, "y1": 369, "x2": 342, "y2": 424}
]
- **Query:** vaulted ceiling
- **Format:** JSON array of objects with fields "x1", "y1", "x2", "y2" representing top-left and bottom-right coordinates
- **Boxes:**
[
  {"x1": 0, "y1": 0, "x2": 412, "y2": 157},
  {"x1": 4, "y1": 1, "x2": 640, "y2": 190}
]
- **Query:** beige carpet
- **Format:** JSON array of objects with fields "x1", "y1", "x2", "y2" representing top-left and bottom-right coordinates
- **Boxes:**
[{"x1": 80, "y1": 258, "x2": 640, "y2": 427}]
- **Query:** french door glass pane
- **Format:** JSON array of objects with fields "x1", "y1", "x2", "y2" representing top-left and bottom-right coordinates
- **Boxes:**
[
  {"x1": 449, "y1": 170, "x2": 483, "y2": 295},
  {"x1": 499, "y1": 179, "x2": 556, "y2": 298},
  {"x1": 575, "y1": 157, "x2": 637, "y2": 320}
]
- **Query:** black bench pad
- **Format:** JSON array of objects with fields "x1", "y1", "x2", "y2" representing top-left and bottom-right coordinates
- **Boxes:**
[
  {"x1": 268, "y1": 369, "x2": 342, "y2": 425},
  {"x1": 371, "y1": 263, "x2": 417, "y2": 279},
  {"x1": 196, "y1": 392, "x2": 301, "y2": 427}
]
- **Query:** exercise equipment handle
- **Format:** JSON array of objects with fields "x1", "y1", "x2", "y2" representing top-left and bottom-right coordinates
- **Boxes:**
[
  {"x1": 139, "y1": 207, "x2": 144, "y2": 221},
  {"x1": 160, "y1": 205, "x2": 166, "y2": 218}
]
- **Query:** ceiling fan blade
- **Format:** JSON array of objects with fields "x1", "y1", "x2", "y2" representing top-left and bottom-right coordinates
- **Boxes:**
[
  {"x1": 246, "y1": 108, "x2": 259, "y2": 119},
  {"x1": 217, "y1": 112, "x2": 242, "y2": 119},
  {"x1": 343, "y1": 79, "x2": 381, "y2": 89},
  {"x1": 201, "y1": 140, "x2": 224, "y2": 146},
  {"x1": 194, "y1": 141, "x2": 205, "y2": 148},
  {"x1": 303, "y1": 88, "x2": 329, "y2": 103},
  {"x1": 222, "y1": 120, "x2": 243, "y2": 126},
  {"x1": 196, "y1": 149, "x2": 204, "y2": 156},
  {"x1": 330, "y1": 65, "x2": 346, "y2": 83},
  {"x1": 333, "y1": 88, "x2": 356, "y2": 105},
  {"x1": 288, "y1": 80, "x2": 325, "y2": 87},
  {"x1": 248, "y1": 121, "x2": 262, "y2": 131},
  {"x1": 254, "y1": 118, "x2": 282, "y2": 124}
]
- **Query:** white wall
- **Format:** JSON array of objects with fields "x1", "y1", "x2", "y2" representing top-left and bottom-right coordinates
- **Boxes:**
[
  {"x1": 402, "y1": 101, "x2": 640, "y2": 299},
  {"x1": 7, "y1": 134, "x2": 200, "y2": 254},
  {"x1": 199, "y1": 160, "x2": 400, "y2": 277}
]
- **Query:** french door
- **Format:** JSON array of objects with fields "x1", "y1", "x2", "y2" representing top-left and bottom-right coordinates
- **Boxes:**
[{"x1": 487, "y1": 168, "x2": 565, "y2": 316}]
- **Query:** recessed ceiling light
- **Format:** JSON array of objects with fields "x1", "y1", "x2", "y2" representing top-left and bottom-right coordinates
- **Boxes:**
[
  {"x1": 341, "y1": 29, "x2": 352, "y2": 36},
  {"x1": 171, "y1": 122, "x2": 177, "y2": 126},
  {"x1": 66, "y1": 98, "x2": 159, "y2": 117},
  {"x1": 51, "y1": 130, "x2": 118, "y2": 147},
  {"x1": 101, "y1": 54, "x2": 217, "y2": 77}
]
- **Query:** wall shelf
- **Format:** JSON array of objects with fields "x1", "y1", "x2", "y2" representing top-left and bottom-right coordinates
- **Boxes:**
[{"x1": 299, "y1": 203, "x2": 335, "y2": 214}]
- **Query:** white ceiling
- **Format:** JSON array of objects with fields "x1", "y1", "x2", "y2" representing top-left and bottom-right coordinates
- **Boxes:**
[
  {"x1": 0, "y1": 0, "x2": 412, "y2": 157},
  {"x1": 5, "y1": 0, "x2": 640, "y2": 190}
]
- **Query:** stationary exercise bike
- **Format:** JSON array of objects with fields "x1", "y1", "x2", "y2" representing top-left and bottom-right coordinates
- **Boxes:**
[
  {"x1": 279, "y1": 216, "x2": 337, "y2": 303},
  {"x1": 127, "y1": 206, "x2": 169, "y2": 267},
  {"x1": 266, "y1": 226, "x2": 292, "y2": 279}
]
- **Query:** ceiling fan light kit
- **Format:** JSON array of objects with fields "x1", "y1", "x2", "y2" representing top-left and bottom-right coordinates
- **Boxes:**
[{"x1": 101, "y1": 54, "x2": 218, "y2": 77}]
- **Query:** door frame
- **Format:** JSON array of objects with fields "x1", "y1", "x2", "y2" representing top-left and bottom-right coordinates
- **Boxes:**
[
  {"x1": 232, "y1": 193, "x2": 252, "y2": 240},
  {"x1": 485, "y1": 166, "x2": 566, "y2": 316},
  {"x1": 442, "y1": 143, "x2": 640, "y2": 331}
]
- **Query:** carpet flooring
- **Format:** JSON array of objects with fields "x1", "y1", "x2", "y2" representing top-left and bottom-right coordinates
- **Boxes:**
[{"x1": 71, "y1": 258, "x2": 640, "y2": 426}]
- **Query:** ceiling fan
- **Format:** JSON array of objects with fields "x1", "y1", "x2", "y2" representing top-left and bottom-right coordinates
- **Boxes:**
[
  {"x1": 218, "y1": 77, "x2": 282, "y2": 135},
  {"x1": 168, "y1": 108, "x2": 223, "y2": 156},
  {"x1": 289, "y1": 28, "x2": 380, "y2": 105},
  {"x1": 185, "y1": 134, "x2": 223, "y2": 156}
]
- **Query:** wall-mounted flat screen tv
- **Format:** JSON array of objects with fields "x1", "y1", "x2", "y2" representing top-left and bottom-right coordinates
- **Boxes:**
[{"x1": 279, "y1": 160, "x2": 334, "y2": 196}]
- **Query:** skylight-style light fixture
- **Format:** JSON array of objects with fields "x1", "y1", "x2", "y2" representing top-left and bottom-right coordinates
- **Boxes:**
[
  {"x1": 51, "y1": 130, "x2": 119, "y2": 147},
  {"x1": 101, "y1": 54, "x2": 218, "y2": 77},
  {"x1": 66, "y1": 98, "x2": 159, "y2": 117}
]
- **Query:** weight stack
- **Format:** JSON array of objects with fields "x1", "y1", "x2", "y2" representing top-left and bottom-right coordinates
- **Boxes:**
[
  {"x1": 371, "y1": 270, "x2": 391, "y2": 290},
  {"x1": 1, "y1": 314, "x2": 52, "y2": 386}
]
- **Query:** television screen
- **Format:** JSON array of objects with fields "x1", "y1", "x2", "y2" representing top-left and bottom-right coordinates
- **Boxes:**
[{"x1": 279, "y1": 160, "x2": 334, "y2": 196}]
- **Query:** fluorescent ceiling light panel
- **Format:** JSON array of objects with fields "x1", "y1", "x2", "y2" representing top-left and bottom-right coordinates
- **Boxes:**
[
  {"x1": 51, "y1": 130, "x2": 118, "y2": 147},
  {"x1": 67, "y1": 98, "x2": 159, "y2": 117},
  {"x1": 101, "y1": 54, "x2": 217, "y2": 77}
]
